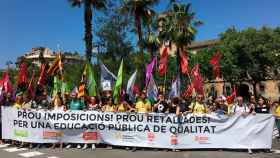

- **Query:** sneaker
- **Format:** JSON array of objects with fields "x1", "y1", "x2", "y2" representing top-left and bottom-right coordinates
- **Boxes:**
[
  {"x1": 248, "y1": 149, "x2": 253, "y2": 154},
  {"x1": 82, "y1": 144, "x2": 88, "y2": 150},
  {"x1": 91, "y1": 144, "x2": 96, "y2": 150},
  {"x1": 66, "y1": 144, "x2": 72, "y2": 149},
  {"x1": 131, "y1": 147, "x2": 137, "y2": 152},
  {"x1": 77, "y1": 144, "x2": 82, "y2": 149},
  {"x1": 29, "y1": 144, "x2": 33, "y2": 149}
]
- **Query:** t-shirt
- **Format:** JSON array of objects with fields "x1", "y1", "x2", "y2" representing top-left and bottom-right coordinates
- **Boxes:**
[
  {"x1": 13, "y1": 103, "x2": 22, "y2": 109},
  {"x1": 189, "y1": 102, "x2": 207, "y2": 114},
  {"x1": 255, "y1": 105, "x2": 270, "y2": 114},
  {"x1": 104, "y1": 105, "x2": 116, "y2": 112},
  {"x1": 154, "y1": 101, "x2": 168, "y2": 113},
  {"x1": 275, "y1": 106, "x2": 280, "y2": 117},
  {"x1": 135, "y1": 99, "x2": 152, "y2": 113},
  {"x1": 231, "y1": 104, "x2": 249, "y2": 113},
  {"x1": 117, "y1": 104, "x2": 126, "y2": 112},
  {"x1": 69, "y1": 100, "x2": 86, "y2": 110}
]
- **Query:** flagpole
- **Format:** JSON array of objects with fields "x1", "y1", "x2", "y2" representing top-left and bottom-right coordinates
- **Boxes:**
[{"x1": 163, "y1": 69, "x2": 167, "y2": 96}]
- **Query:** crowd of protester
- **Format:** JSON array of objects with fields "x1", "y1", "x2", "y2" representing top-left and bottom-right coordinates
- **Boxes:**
[{"x1": 0, "y1": 86, "x2": 280, "y2": 154}]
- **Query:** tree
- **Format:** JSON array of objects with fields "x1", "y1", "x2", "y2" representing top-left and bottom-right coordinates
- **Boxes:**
[
  {"x1": 119, "y1": 0, "x2": 159, "y2": 87},
  {"x1": 69, "y1": 0, "x2": 107, "y2": 62},
  {"x1": 158, "y1": 2, "x2": 202, "y2": 92},
  {"x1": 219, "y1": 26, "x2": 280, "y2": 96}
]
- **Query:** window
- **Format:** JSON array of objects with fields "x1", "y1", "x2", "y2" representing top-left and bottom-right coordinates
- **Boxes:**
[
  {"x1": 225, "y1": 86, "x2": 231, "y2": 96},
  {"x1": 210, "y1": 86, "x2": 217, "y2": 97},
  {"x1": 260, "y1": 84, "x2": 265, "y2": 93}
]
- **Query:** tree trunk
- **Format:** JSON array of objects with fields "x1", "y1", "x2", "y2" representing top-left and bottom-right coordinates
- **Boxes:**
[
  {"x1": 176, "y1": 46, "x2": 182, "y2": 94},
  {"x1": 84, "y1": 0, "x2": 93, "y2": 62},
  {"x1": 135, "y1": 14, "x2": 145, "y2": 89}
]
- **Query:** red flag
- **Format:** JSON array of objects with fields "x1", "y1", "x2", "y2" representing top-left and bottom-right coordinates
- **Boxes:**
[
  {"x1": 2, "y1": 71, "x2": 13, "y2": 93},
  {"x1": 16, "y1": 63, "x2": 28, "y2": 86},
  {"x1": 183, "y1": 84, "x2": 193, "y2": 97},
  {"x1": 190, "y1": 64, "x2": 204, "y2": 95},
  {"x1": 27, "y1": 70, "x2": 35, "y2": 98},
  {"x1": 158, "y1": 47, "x2": 169, "y2": 76},
  {"x1": 133, "y1": 84, "x2": 140, "y2": 95},
  {"x1": 38, "y1": 64, "x2": 46, "y2": 86},
  {"x1": 180, "y1": 50, "x2": 189, "y2": 74},
  {"x1": 209, "y1": 51, "x2": 222, "y2": 79},
  {"x1": 226, "y1": 86, "x2": 236, "y2": 104}
]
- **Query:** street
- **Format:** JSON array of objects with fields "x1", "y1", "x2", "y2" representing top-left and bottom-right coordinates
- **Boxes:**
[{"x1": 0, "y1": 140, "x2": 279, "y2": 158}]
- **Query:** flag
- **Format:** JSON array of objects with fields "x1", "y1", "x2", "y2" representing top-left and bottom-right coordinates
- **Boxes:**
[
  {"x1": 226, "y1": 86, "x2": 237, "y2": 104},
  {"x1": 16, "y1": 63, "x2": 28, "y2": 87},
  {"x1": 47, "y1": 53, "x2": 63, "y2": 76},
  {"x1": 38, "y1": 63, "x2": 47, "y2": 86},
  {"x1": 27, "y1": 69, "x2": 35, "y2": 98},
  {"x1": 146, "y1": 75, "x2": 158, "y2": 102},
  {"x1": 113, "y1": 60, "x2": 124, "y2": 103},
  {"x1": 78, "y1": 83, "x2": 85, "y2": 98},
  {"x1": 100, "y1": 61, "x2": 117, "y2": 91},
  {"x1": 145, "y1": 57, "x2": 156, "y2": 88},
  {"x1": 159, "y1": 47, "x2": 169, "y2": 76},
  {"x1": 2, "y1": 72, "x2": 13, "y2": 94},
  {"x1": 180, "y1": 50, "x2": 189, "y2": 74},
  {"x1": 52, "y1": 76, "x2": 62, "y2": 97},
  {"x1": 61, "y1": 82, "x2": 71, "y2": 96},
  {"x1": 210, "y1": 50, "x2": 222, "y2": 79},
  {"x1": 168, "y1": 75, "x2": 181, "y2": 99},
  {"x1": 86, "y1": 63, "x2": 97, "y2": 97},
  {"x1": 190, "y1": 64, "x2": 204, "y2": 95},
  {"x1": 0, "y1": 79, "x2": 3, "y2": 97},
  {"x1": 126, "y1": 70, "x2": 137, "y2": 101},
  {"x1": 182, "y1": 84, "x2": 193, "y2": 97}
]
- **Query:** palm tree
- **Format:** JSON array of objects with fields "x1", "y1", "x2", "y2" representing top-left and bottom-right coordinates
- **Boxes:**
[
  {"x1": 120, "y1": 0, "x2": 159, "y2": 86},
  {"x1": 69, "y1": 0, "x2": 107, "y2": 62},
  {"x1": 159, "y1": 2, "x2": 202, "y2": 90}
]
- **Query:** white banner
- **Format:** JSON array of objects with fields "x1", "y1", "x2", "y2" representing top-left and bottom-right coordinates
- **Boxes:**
[{"x1": 1, "y1": 107, "x2": 275, "y2": 149}]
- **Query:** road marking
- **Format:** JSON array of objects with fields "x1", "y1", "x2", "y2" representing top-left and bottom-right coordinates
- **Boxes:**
[
  {"x1": 47, "y1": 157, "x2": 60, "y2": 158},
  {"x1": 4, "y1": 147, "x2": 28, "y2": 152},
  {"x1": 0, "y1": 144, "x2": 10, "y2": 148},
  {"x1": 18, "y1": 151, "x2": 44, "y2": 157},
  {"x1": 272, "y1": 149, "x2": 280, "y2": 154}
]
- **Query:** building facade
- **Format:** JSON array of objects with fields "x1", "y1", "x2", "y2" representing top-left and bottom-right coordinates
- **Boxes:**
[{"x1": 16, "y1": 47, "x2": 85, "y2": 66}]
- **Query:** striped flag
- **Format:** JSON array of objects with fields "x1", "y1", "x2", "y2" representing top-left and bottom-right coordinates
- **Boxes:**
[{"x1": 47, "y1": 53, "x2": 63, "y2": 77}]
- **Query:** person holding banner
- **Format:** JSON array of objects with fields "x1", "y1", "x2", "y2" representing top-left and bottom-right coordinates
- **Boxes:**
[
  {"x1": 273, "y1": 99, "x2": 280, "y2": 139},
  {"x1": 168, "y1": 97, "x2": 180, "y2": 115},
  {"x1": 255, "y1": 96, "x2": 270, "y2": 114},
  {"x1": 135, "y1": 91, "x2": 152, "y2": 113},
  {"x1": 230, "y1": 96, "x2": 253, "y2": 154},
  {"x1": 0, "y1": 92, "x2": 14, "y2": 144},
  {"x1": 154, "y1": 93, "x2": 168, "y2": 113},
  {"x1": 189, "y1": 94, "x2": 208, "y2": 114},
  {"x1": 66, "y1": 92, "x2": 86, "y2": 149},
  {"x1": 102, "y1": 97, "x2": 116, "y2": 112}
]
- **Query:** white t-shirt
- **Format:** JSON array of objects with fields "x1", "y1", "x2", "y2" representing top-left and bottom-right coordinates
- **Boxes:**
[{"x1": 231, "y1": 104, "x2": 249, "y2": 113}]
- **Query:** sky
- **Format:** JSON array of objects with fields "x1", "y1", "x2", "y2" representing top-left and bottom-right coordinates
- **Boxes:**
[{"x1": 0, "y1": 0, "x2": 280, "y2": 68}]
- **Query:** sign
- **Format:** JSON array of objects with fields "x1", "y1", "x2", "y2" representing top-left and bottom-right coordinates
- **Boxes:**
[
  {"x1": 1, "y1": 107, "x2": 275, "y2": 149},
  {"x1": 101, "y1": 80, "x2": 112, "y2": 91}
]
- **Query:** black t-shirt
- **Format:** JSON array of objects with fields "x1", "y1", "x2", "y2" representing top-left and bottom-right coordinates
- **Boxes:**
[
  {"x1": 155, "y1": 101, "x2": 168, "y2": 113},
  {"x1": 255, "y1": 105, "x2": 270, "y2": 114},
  {"x1": 179, "y1": 101, "x2": 189, "y2": 113}
]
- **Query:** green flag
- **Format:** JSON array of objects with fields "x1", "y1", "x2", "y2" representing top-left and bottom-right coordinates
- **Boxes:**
[
  {"x1": 52, "y1": 76, "x2": 62, "y2": 97},
  {"x1": 61, "y1": 81, "x2": 70, "y2": 96},
  {"x1": 113, "y1": 60, "x2": 123, "y2": 103},
  {"x1": 86, "y1": 63, "x2": 97, "y2": 97}
]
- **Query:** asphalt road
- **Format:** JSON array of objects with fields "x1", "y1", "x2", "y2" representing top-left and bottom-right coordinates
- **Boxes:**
[{"x1": 0, "y1": 140, "x2": 280, "y2": 158}]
